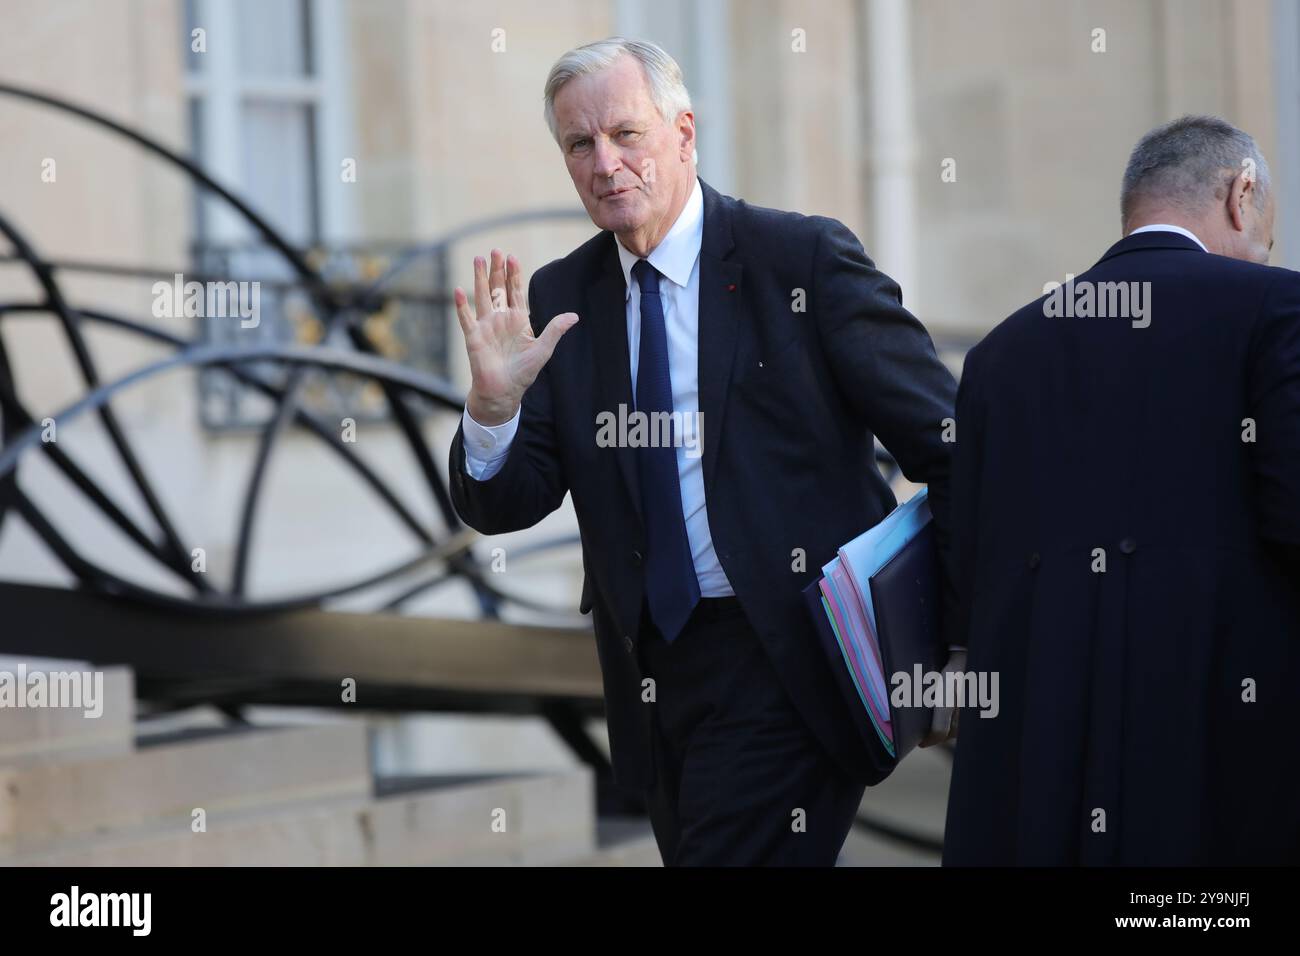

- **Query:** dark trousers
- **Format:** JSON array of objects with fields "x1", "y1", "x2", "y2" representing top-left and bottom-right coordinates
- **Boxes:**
[{"x1": 636, "y1": 597, "x2": 866, "y2": 866}]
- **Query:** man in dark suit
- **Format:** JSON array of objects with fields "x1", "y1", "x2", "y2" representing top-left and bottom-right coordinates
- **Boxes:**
[
  {"x1": 944, "y1": 115, "x2": 1300, "y2": 865},
  {"x1": 449, "y1": 37, "x2": 958, "y2": 865}
]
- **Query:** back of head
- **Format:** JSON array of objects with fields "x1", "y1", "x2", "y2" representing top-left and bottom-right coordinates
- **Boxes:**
[{"x1": 1120, "y1": 115, "x2": 1274, "y2": 263}]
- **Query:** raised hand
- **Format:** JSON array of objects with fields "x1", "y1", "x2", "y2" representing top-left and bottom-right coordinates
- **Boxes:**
[{"x1": 454, "y1": 249, "x2": 579, "y2": 426}]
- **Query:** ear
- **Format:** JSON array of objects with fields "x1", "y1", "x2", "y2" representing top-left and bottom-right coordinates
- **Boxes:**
[
  {"x1": 1228, "y1": 169, "x2": 1253, "y2": 233},
  {"x1": 676, "y1": 110, "x2": 696, "y2": 162}
]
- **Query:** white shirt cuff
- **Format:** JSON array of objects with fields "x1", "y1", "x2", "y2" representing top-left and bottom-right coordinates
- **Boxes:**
[{"x1": 462, "y1": 406, "x2": 520, "y2": 481}]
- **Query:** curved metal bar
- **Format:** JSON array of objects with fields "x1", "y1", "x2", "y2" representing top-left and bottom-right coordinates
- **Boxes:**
[
  {"x1": 0, "y1": 254, "x2": 444, "y2": 307},
  {"x1": 228, "y1": 317, "x2": 462, "y2": 594},
  {"x1": 0, "y1": 343, "x2": 592, "y2": 615},
  {"x1": 0, "y1": 302, "x2": 439, "y2": 548},
  {"x1": 335, "y1": 213, "x2": 601, "y2": 607},
  {"x1": 0, "y1": 343, "x2": 466, "y2": 482},
  {"x1": 229, "y1": 368, "x2": 327, "y2": 595},
  {"x1": 481, "y1": 533, "x2": 583, "y2": 562},
  {"x1": 382, "y1": 533, "x2": 584, "y2": 610},
  {"x1": 0, "y1": 331, "x2": 18, "y2": 534},
  {"x1": 355, "y1": 208, "x2": 592, "y2": 304},
  {"x1": 0, "y1": 306, "x2": 524, "y2": 617},
  {"x1": 0, "y1": 211, "x2": 205, "y2": 589},
  {"x1": 377, "y1": 570, "x2": 459, "y2": 612},
  {"x1": 228, "y1": 302, "x2": 470, "y2": 598},
  {"x1": 380, "y1": 533, "x2": 586, "y2": 618},
  {"x1": 378, "y1": 568, "x2": 590, "y2": 625},
  {"x1": 9, "y1": 488, "x2": 111, "y2": 587},
  {"x1": 0, "y1": 83, "x2": 456, "y2": 603},
  {"x1": 0, "y1": 84, "x2": 333, "y2": 302},
  {"x1": 0, "y1": 83, "x2": 563, "y2": 621},
  {"x1": 11, "y1": 475, "x2": 482, "y2": 616},
  {"x1": 0, "y1": 369, "x2": 199, "y2": 587}
]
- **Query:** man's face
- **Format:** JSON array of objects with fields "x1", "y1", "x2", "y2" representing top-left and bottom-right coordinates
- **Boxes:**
[{"x1": 552, "y1": 54, "x2": 694, "y2": 248}]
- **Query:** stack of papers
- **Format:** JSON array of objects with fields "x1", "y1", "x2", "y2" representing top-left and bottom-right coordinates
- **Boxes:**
[{"x1": 813, "y1": 488, "x2": 933, "y2": 759}]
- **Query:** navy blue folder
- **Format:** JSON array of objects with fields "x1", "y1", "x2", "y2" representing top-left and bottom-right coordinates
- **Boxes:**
[{"x1": 802, "y1": 518, "x2": 945, "y2": 773}]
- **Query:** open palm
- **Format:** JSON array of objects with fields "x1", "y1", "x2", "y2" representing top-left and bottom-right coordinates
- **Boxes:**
[{"x1": 455, "y1": 249, "x2": 579, "y2": 426}]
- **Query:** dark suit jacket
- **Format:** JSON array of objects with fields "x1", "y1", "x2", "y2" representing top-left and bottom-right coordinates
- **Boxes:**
[
  {"x1": 450, "y1": 181, "x2": 957, "y2": 792},
  {"x1": 943, "y1": 231, "x2": 1300, "y2": 865}
]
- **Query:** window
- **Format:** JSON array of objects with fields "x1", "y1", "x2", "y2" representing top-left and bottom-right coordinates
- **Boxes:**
[
  {"x1": 186, "y1": 0, "x2": 322, "y2": 244},
  {"x1": 183, "y1": 0, "x2": 366, "y2": 429}
]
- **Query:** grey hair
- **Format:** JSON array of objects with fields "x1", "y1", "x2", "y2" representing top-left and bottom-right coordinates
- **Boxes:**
[
  {"x1": 1120, "y1": 115, "x2": 1271, "y2": 226},
  {"x1": 543, "y1": 37, "x2": 693, "y2": 143}
]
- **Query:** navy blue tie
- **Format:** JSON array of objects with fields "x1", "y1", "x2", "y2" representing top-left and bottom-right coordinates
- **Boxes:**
[{"x1": 632, "y1": 259, "x2": 700, "y2": 643}]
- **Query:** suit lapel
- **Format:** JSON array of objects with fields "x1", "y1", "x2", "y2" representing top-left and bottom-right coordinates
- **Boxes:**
[
  {"x1": 586, "y1": 241, "x2": 643, "y2": 525},
  {"x1": 697, "y1": 182, "x2": 741, "y2": 496}
]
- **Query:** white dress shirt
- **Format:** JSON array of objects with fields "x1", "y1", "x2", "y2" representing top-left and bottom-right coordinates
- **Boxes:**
[
  {"x1": 462, "y1": 177, "x2": 733, "y2": 596},
  {"x1": 1127, "y1": 223, "x2": 1208, "y2": 252}
]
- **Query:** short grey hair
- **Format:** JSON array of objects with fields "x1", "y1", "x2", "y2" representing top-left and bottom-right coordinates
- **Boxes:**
[
  {"x1": 1120, "y1": 115, "x2": 1271, "y2": 226},
  {"x1": 543, "y1": 37, "x2": 693, "y2": 143}
]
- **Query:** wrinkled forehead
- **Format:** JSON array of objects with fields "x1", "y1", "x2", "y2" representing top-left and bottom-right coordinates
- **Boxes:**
[{"x1": 553, "y1": 58, "x2": 661, "y2": 135}]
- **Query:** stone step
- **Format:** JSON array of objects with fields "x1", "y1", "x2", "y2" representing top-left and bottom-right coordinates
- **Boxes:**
[
  {"x1": 7, "y1": 768, "x2": 595, "y2": 866},
  {"x1": 0, "y1": 662, "x2": 134, "y2": 767},
  {"x1": 369, "y1": 770, "x2": 595, "y2": 865},
  {"x1": 0, "y1": 722, "x2": 370, "y2": 858}
]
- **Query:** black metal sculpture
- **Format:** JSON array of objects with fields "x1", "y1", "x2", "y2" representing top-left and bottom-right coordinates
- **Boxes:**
[{"x1": 0, "y1": 82, "x2": 589, "y2": 620}]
